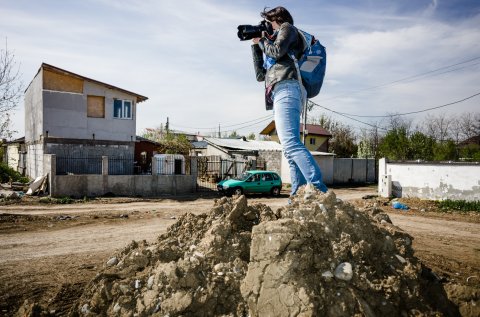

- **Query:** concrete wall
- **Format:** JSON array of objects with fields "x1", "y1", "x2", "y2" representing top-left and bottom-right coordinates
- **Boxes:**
[
  {"x1": 43, "y1": 81, "x2": 137, "y2": 142},
  {"x1": 26, "y1": 143, "x2": 45, "y2": 180},
  {"x1": 281, "y1": 153, "x2": 335, "y2": 185},
  {"x1": 6, "y1": 144, "x2": 20, "y2": 170},
  {"x1": 43, "y1": 154, "x2": 197, "y2": 197},
  {"x1": 378, "y1": 158, "x2": 480, "y2": 201},
  {"x1": 333, "y1": 158, "x2": 376, "y2": 184},
  {"x1": 25, "y1": 70, "x2": 44, "y2": 143},
  {"x1": 52, "y1": 174, "x2": 196, "y2": 197},
  {"x1": 257, "y1": 150, "x2": 282, "y2": 174}
]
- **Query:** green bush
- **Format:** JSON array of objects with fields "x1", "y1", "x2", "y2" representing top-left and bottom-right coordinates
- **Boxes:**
[
  {"x1": 0, "y1": 162, "x2": 29, "y2": 183},
  {"x1": 437, "y1": 199, "x2": 480, "y2": 213}
]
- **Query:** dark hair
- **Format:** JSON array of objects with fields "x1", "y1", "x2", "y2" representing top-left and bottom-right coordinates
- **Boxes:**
[{"x1": 261, "y1": 6, "x2": 294, "y2": 25}]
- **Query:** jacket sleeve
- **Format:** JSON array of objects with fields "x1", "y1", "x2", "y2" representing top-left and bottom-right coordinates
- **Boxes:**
[
  {"x1": 251, "y1": 44, "x2": 265, "y2": 82},
  {"x1": 259, "y1": 23, "x2": 297, "y2": 60}
]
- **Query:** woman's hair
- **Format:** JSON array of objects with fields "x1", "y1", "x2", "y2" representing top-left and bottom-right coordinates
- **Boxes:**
[{"x1": 261, "y1": 6, "x2": 294, "y2": 25}]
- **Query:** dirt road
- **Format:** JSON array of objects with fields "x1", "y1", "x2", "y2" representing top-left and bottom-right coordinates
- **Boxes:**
[{"x1": 1, "y1": 187, "x2": 479, "y2": 316}]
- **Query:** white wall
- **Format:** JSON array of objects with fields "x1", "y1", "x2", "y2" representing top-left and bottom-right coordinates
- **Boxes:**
[
  {"x1": 281, "y1": 153, "x2": 334, "y2": 186},
  {"x1": 378, "y1": 158, "x2": 480, "y2": 201},
  {"x1": 43, "y1": 81, "x2": 137, "y2": 142}
]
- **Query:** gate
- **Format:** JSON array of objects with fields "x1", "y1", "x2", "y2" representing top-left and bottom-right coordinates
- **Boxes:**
[{"x1": 196, "y1": 156, "x2": 250, "y2": 192}]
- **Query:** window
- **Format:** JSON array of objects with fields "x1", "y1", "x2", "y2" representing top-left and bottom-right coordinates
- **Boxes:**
[
  {"x1": 309, "y1": 137, "x2": 316, "y2": 145},
  {"x1": 113, "y1": 99, "x2": 133, "y2": 119},
  {"x1": 87, "y1": 95, "x2": 105, "y2": 118},
  {"x1": 263, "y1": 173, "x2": 273, "y2": 181}
]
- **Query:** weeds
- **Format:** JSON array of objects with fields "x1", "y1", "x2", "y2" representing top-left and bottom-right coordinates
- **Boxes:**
[{"x1": 437, "y1": 199, "x2": 480, "y2": 213}]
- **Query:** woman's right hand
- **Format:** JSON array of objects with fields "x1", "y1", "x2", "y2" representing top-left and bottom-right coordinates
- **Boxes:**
[{"x1": 252, "y1": 37, "x2": 261, "y2": 45}]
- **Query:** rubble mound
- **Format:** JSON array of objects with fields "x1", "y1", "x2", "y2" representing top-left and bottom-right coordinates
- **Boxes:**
[{"x1": 70, "y1": 187, "x2": 457, "y2": 317}]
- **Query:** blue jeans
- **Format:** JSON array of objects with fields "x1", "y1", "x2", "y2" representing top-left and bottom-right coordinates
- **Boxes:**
[{"x1": 272, "y1": 79, "x2": 328, "y2": 195}]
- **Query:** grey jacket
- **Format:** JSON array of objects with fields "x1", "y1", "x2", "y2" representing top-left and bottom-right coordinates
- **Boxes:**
[{"x1": 251, "y1": 22, "x2": 304, "y2": 88}]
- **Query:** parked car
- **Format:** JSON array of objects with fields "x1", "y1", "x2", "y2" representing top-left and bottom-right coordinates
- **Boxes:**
[{"x1": 217, "y1": 170, "x2": 282, "y2": 196}]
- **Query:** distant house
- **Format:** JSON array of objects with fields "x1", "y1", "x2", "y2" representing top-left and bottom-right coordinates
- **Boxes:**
[
  {"x1": 135, "y1": 136, "x2": 161, "y2": 174},
  {"x1": 203, "y1": 137, "x2": 283, "y2": 173},
  {"x1": 24, "y1": 63, "x2": 148, "y2": 179},
  {"x1": 1, "y1": 137, "x2": 26, "y2": 175},
  {"x1": 259, "y1": 121, "x2": 332, "y2": 152},
  {"x1": 191, "y1": 140, "x2": 208, "y2": 156}
]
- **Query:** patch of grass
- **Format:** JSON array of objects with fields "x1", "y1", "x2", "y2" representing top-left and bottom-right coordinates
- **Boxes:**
[
  {"x1": 0, "y1": 162, "x2": 29, "y2": 183},
  {"x1": 437, "y1": 199, "x2": 480, "y2": 213}
]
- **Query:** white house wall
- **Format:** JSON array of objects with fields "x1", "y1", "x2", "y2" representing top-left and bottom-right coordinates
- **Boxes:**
[
  {"x1": 379, "y1": 159, "x2": 480, "y2": 201},
  {"x1": 24, "y1": 71, "x2": 44, "y2": 143},
  {"x1": 43, "y1": 81, "x2": 137, "y2": 142}
]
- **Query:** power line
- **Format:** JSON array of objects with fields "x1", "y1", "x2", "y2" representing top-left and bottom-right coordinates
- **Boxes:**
[
  {"x1": 316, "y1": 56, "x2": 480, "y2": 102},
  {"x1": 172, "y1": 114, "x2": 273, "y2": 130},
  {"x1": 308, "y1": 100, "x2": 387, "y2": 131},
  {"x1": 333, "y1": 91, "x2": 480, "y2": 118}
]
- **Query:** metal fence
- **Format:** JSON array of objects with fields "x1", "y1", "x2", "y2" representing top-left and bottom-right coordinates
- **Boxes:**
[
  {"x1": 196, "y1": 156, "x2": 249, "y2": 191},
  {"x1": 108, "y1": 156, "x2": 135, "y2": 175},
  {"x1": 56, "y1": 156, "x2": 102, "y2": 175}
]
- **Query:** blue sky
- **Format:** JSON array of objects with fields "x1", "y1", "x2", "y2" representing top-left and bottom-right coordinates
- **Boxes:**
[{"x1": 1, "y1": 0, "x2": 479, "y2": 138}]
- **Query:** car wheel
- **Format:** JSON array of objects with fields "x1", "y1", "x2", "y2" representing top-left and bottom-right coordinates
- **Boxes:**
[
  {"x1": 271, "y1": 187, "x2": 280, "y2": 196},
  {"x1": 233, "y1": 187, "x2": 243, "y2": 196}
]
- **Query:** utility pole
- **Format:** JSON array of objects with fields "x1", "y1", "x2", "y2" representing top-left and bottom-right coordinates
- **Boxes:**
[
  {"x1": 218, "y1": 124, "x2": 221, "y2": 138},
  {"x1": 302, "y1": 100, "x2": 310, "y2": 145}
]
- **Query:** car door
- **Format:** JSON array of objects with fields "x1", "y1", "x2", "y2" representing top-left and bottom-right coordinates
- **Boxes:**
[
  {"x1": 242, "y1": 173, "x2": 258, "y2": 193},
  {"x1": 246, "y1": 173, "x2": 262, "y2": 193},
  {"x1": 260, "y1": 173, "x2": 275, "y2": 193}
]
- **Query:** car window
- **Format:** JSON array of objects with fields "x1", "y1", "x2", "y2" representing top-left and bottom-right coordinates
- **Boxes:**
[
  {"x1": 263, "y1": 173, "x2": 273, "y2": 181},
  {"x1": 272, "y1": 173, "x2": 279, "y2": 180},
  {"x1": 253, "y1": 174, "x2": 261, "y2": 182}
]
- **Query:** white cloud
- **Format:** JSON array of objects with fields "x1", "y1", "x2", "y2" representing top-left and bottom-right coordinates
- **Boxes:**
[{"x1": 1, "y1": 1, "x2": 479, "y2": 139}]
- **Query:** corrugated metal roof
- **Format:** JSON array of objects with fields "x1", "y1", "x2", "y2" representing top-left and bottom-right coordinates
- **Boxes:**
[{"x1": 204, "y1": 137, "x2": 283, "y2": 151}]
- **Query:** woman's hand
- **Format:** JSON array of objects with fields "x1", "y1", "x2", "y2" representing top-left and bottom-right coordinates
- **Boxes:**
[{"x1": 252, "y1": 37, "x2": 261, "y2": 44}]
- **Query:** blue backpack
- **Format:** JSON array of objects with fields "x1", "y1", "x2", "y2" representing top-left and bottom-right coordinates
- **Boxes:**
[{"x1": 291, "y1": 29, "x2": 327, "y2": 99}]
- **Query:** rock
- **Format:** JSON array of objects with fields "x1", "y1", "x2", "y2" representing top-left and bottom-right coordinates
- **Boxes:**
[
  {"x1": 395, "y1": 254, "x2": 407, "y2": 264},
  {"x1": 106, "y1": 257, "x2": 118, "y2": 266},
  {"x1": 334, "y1": 262, "x2": 353, "y2": 281}
]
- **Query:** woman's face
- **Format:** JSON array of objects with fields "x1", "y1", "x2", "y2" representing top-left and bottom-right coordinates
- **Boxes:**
[{"x1": 270, "y1": 20, "x2": 280, "y2": 30}]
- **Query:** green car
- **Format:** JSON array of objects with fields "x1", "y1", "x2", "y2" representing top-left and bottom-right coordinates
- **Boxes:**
[{"x1": 217, "y1": 170, "x2": 282, "y2": 196}]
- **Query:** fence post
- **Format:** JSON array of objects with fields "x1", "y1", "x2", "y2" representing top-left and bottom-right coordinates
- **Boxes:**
[
  {"x1": 43, "y1": 154, "x2": 56, "y2": 197},
  {"x1": 102, "y1": 156, "x2": 108, "y2": 175},
  {"x1": 151, "y1": 156, "x2": 158, "y2": 175}
]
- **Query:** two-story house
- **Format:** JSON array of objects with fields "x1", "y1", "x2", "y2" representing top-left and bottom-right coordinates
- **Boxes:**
[
  {"x1": 24, "y1": 63, "x2": 148, "y2": 179},
  {"x1": 259, "y1": 120, "x2": 332, "y2": 152}
]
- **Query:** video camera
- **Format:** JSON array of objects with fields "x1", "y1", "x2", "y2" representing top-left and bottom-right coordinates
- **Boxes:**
[{"x1": 237, "y1": 20, "x2": 273, "y2": 41}]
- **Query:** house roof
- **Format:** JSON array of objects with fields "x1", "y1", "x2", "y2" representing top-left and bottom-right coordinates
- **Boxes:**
[
  {"x1": 204, "y1": 137, "x2": 283, "y2": 152},
  {"x1": 28, "y1": 63, "x2": 148, "y2": 102},
  {"x1": 259, "y1": 120, "x2": 332, "y2": 137},
  {"x1": 135, "y1": 136, "x2": 161, "y2": 145},
  {"x1": 191, "y1": 141, "x2": 208, "y2": 149},
  {"x1": 459, "y1": 135, "x2": 480, "y2": 146}
]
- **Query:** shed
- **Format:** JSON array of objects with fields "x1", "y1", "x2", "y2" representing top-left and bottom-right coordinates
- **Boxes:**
[{"x1": 154, "y1": 154, "x2": 185, "y2": 175}]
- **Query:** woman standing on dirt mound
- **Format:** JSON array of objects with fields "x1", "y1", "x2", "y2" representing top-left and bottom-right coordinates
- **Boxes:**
[{"x1": 250, "y1": 6, "x2": 328, "y2": 196}]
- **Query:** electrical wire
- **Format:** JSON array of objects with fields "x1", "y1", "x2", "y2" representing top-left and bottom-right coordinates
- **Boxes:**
[
  {"x1": 316, "y1": 56, "x2": 480, "y2": 102},
  {"x1": 327, "y1": 91, "x2": 480, "y2": 118}
]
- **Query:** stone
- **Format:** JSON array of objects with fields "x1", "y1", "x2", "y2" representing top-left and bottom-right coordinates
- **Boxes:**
[{"x1": 334, "y1": 262, "x2": 353, "y2": 281}]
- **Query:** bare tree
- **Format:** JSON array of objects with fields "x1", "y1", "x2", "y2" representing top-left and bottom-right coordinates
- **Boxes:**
[
  {"x1": 0, "y1": 39, "x2": 23, "y2": 139},
  {"x1": 423, "y1": 113, "x2": 451, "y2": 143},
  {"x1": 458, "y1": 112, "x2": 480, "y2": 141}
]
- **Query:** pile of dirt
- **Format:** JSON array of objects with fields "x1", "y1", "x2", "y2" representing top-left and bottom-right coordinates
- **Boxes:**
[{"x1": 21, "y1": 186, "x2": 459, "y2": 316}]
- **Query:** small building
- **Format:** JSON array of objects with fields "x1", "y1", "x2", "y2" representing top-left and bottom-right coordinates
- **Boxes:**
[
  {"x1": 24, "y1": 63, "x2": 148, "y2": 179},
  {"x1": 135, "y1": 136, "x2": 161, "y2": 174},
  {"x1": 259, "y1": 121, "x2": 332, "y2": 152},
  {"x1": 1, "y1": 137, "x2": 26, "y2": 175},
  {"x1": 204, "y1": 137, "x2": 283, "y2": 173},
  {"x1": 154, "y1": 154, "x2": 186, "y2": 175}
]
